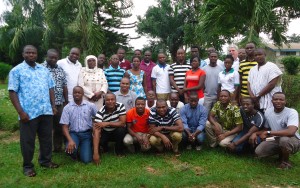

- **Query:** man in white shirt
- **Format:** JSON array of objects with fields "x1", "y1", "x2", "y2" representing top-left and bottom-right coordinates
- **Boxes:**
[
  {"x1": 228, "y1": 44, "x2": 240, "y2": 72},
  {"x1": 166, "y1": 92, "x2": 184, "y2": 113}
]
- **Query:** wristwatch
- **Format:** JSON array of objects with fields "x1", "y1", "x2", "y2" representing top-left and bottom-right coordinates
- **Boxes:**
[{"x1": 267, "y1": 131, "x2": 271, "y2": 136}]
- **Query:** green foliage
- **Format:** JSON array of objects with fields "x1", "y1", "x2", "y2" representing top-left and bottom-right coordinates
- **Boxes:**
[
  {"x1": 281, "y1": 56, "x2": 300, "y2": 75},
  {"x1": 0, "y1": 63, "x2": 11, "y2": 82},
  {"x1": 288, "y1": 33, "x2": 300, "y2": 43},
  {"x1": 0, "y1": 85, "x2": 18, "y2": 131},
  {"x1": 282, "y1": 74, "x2": 300, "y2": 108}
]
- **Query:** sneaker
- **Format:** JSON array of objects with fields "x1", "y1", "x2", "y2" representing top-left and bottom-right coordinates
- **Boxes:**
[
  {"x1": 186, "y1": 145, "x2": 192, "y2": 150},
  {"x1": 196, "y1": 145, "x2": 202, "y2": 151}
]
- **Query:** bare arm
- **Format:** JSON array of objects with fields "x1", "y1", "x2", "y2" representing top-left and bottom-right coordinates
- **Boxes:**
[
  {"x1": 94, "y1": 115, "x2": 126, "y2": 129},
  {"x1": 169, "y1": 75, "x2": 181, "y2": 93},
  {"x1": 152, "y1": 79, "x2": 156, "y2": 94},
  {"x1": 257, "y1": 76, "x2": 280, "y2": 97},
  {"x1": 9, "y1": 90, "x2": 29, "y2": 123},
  {"x1": 233, "y1": 126, "x2": 259, "y2": 146},
  {"x1": 143, "y1": 72, "x2": 147, "y2": 94},
  {"x1": 261, "y1": 126, "x2": 298, "y2": 138},
  {"x1": 62, "y1": 124, "x2": 76, "y2": 153},
  {"x1": 208, "y1": 111, "x2": 222, "y2": 136},
  {"x1": 63, "y1": 85, "x2": 68, "y2": 104}
]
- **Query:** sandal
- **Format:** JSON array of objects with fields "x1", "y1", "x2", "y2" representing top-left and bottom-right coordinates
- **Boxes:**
[
  {"x1": 41, "y1": 162, "x2": 59, "y2": 169},
  {"x1": 278, "y1": 161, "x2": 292, "y2": 170},
  {"x1": 24, "y1": 169, "x2": 36, "y2": 177}
]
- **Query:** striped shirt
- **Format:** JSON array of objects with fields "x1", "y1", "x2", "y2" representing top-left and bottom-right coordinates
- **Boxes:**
[
  {"x1": 168, "y1": 62, "x2": 191, "y2": 92},
  {"x1": 104, "y1": 65, "x2": 125, "y2": 92},
  {"x1": 60, "y1": 101, "x2": 98, "y2": 132},
  {"x1": 238, "y1": 60, "x2": 257, "y2": 97},
  {"x1": 149, "y1": 107, "x2": 180, "y2": 133},
  {"x1": 94, "y1": 102, "x2": 126, "y2": 131}
]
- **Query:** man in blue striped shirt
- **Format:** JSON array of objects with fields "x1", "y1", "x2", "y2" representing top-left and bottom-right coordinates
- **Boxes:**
[
  {"x1": 104, "y1": 54, "x2": 125, "y2": 93},
  {"x1": 60, "y1": 86, "x2": 98, "y2": 164}
]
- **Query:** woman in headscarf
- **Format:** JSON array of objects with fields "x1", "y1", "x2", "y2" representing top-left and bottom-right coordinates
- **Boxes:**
[{"x1": 78, "y1": 55, "x2": 108, "y2": 109}]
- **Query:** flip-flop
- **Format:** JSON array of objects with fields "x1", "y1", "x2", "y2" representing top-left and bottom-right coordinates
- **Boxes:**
[{"x1": 24, "y1": 169, "x2": 36, "y2": 177}]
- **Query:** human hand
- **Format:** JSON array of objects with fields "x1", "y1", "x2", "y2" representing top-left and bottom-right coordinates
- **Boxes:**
[
  {"x1": 52, "y1": 106, "x2": 58, "y2": 115},
  {"x1": 19, "y1": 111, "x2": 30, "y2": 123},
  {"x1": 149, "y1": 127, "x2": 163, "y2": 134},
  {"x1": 162, "y1": 136, "x2": 173, "y2": 150},
  {"x1": 93, "y1": 153, "x2": 101, "y2": 165},
  {"x1": 217, "y1": 133, "x2": 226, "y2": 142},
  {"x1": 66, "y1": 140, "x2": 76, "y2": 154}
]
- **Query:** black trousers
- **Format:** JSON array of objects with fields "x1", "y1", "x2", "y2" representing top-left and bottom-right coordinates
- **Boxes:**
[
  {"x1": 100, "y1": 127, "x2": 126, "y2": 155},
  {"x1": 20, "y1": 115, "x2": 53, "y2": 170},
  {"x1": 53, "y1": 105, "x2": 64, "y2": 151}
]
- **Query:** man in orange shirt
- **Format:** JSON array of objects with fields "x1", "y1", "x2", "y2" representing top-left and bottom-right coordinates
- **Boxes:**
[{"x1": 123, "y1": 97, "x2": 151, "y2": 152}]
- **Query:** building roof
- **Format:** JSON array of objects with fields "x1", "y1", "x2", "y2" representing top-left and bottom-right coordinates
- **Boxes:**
[{"x1": 266, "y1": 43, "x2": 300, "y2": 52}]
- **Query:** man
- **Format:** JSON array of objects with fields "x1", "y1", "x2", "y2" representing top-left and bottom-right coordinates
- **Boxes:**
[
  {"x1": 238, "y1": 42, "x2": 257, "y2": 98},
  {"x1": 180, "y1": 92, "x2": 208, "y2": 150},
  {"x1": 8, "y1": 45, "x2": 58, "y2": 177},
  {"x1": 93, "y1": 93, "x2": 127, "y2": 164},
  {"x1": 205, "y1": 90, "x2": 243, "y2": 148},
  {"x1": 123, "y1": 97, "x2": 151, "y2": 153},
  {"x1": 60, "y1": 86, "x2": 98, "y2": 163},
  {"x1": 228, "y1": 44, "x2": 239, "y2": 71},
  {"x1": 248, "y1": 49, "x2": 282, "y2": 111},
  {"x1": 190, "y1": 45, "x2": 207, "y2": 68},
  {"x1": 149, "y1": 100, "x2": 184, "y2": 155},
  {"x1": 115, "y1": 77, "x2": 137, "y2": 111},
  {"x1": 145, "y1": 90, "x2": 156, "y2": 109},
  {"x1": 97, "y1": 54, "x2": 106, "y2": 69},
  {"x1": 227, "y1": 97, "x2": 265, "y2": 153},
  {"x1": 204, "y1": 47, "x2": 224, "y2": 69},
  {"x1": 140, "y1": 50, "x2": 156, "y2": 91},
  {"x1": 169, "y1": 48, "x2": 191, "y2": 102},
  {"x1": 238, "y1": 48, "x2": 247, "y2": 62},
  {"x1": 105, "y1": 54, "x2": 126, "y2": 93},
  {"x1": 151, "y1": 52, "x2": 171, "y2": 100},
  {"x1": 134, "y1": 49, "x2": 142, "y2": 57},
  {"x1": 166, "y1": 92, "x2": 184, "y2": 113},
  {"x1": 42, "y1": 49, "x2": 68, "y2": 152},
  {"x1": 57, "y1": 47, "x2": 82, "y2": 102},
  {"x1": 202, "y1": 52, "x2": 223, "y2": 112},
  {"x1": 117, "y1": 48, "x2": 131, "y2": 70},
  {"x1": 254, "y1": 92, "x2": 300, "y2": 169}
]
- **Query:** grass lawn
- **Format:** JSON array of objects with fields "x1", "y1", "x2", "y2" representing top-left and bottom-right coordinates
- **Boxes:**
[{"x1": 1, "y1": 83, "x2": 300, "y2": 187}]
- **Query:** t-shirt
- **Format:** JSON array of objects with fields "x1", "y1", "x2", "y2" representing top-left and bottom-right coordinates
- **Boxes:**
[
  {"x1": 240, "y1": 108, "x2": 265, "y2": 132},
  {"x1": 166, "y1": 100, "x2": 185, "y2": 113},
  {"x1": 185, "y1": 69, "x2": 206, "y2": 99},
  {"x1": 114, "y1": 90, "x2": 137, "y2": 112},
  {"x1": 119, "y1": 59, "x2": 132, "y2": 70},
  {"x1": 168, "y1": 62, "x2": 191, "y2": 92},
  {"x1": 202, "y1": 65, "x2": 223, "y2": 97},
  {"x1": 151, "y1": 64, "x2": 171, "y2": 94},
  {"x1": 126, "y1": 108, "x2": 150, "y2": 133},
  {"x1": 238, "y1": 60, "x2": 257, "y2": 97},
  {"x1": 218, "y1": 68, "x2": 240, "y2": 93}
]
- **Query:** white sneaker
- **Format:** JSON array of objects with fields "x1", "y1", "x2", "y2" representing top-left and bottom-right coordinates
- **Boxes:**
[
  {"x1": 196, "y1": 145, "x2": 202, "y2": 151},
  {"x1": 186, "y1": 145, "x2": 192, "y2": 150}
]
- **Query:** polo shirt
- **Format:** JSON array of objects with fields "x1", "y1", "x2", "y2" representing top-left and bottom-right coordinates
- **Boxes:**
[
  {"x1": 104, "y1": 65, "x2": 125, "y2": 92},
  {"x1": 218, "y1": 68, "x2": 239, "y2": 93},
  {"x1": 114, "y1": 90, "x2": 137, "y2": 111},
  {"x1": 119, "y1": 59, "x2": 132, "y2": 70},
  {"x1": 126, "y1": 107, "x2": 150, "y2": 133},
  {"x1": 238, "y1": 60, "x2": 257, "y2": 96},
  {"x1": 151, "y1": 63, "x2": 171, "y2": 94},
  {"x1": 168, "y1": 62, "x2": 191, "y2": 92}
]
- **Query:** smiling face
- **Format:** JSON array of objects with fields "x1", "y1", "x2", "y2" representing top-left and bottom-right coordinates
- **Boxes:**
[
  {"x1": 46, "y1": 50, "x2": 59, "y2": 67},
  {"x1": 228, "y1": 47, "x2": 238, "y2": 60},
  {"x1": 169, "y1": 93, "x2": 179, "y2": 108},
  {"x1": 176, "y1": 49, "x2": 185, "y2": 63},
  {"x1": 191, "y1": 57, "x2": 200, "y2": 69},
  {"x1": 111, "y1": 54, "x2": 119, "y2": 67},
  {"x1": 132, "y1": 57, "x2": 141, "y2": 69},
  {"x1": 87, "y1": 58, "x2": 96, "y2": 69},
  {"x1": 245, "y1": 43, "x2": 255, "y2": 57},
  {"x1": 120, "y1": 77, "x2": 130, "y2": 93},
  {"x1": 272, "y1": 93, "x2": 286, "y2": 111},
  {"x1": 219, "y1": 90, "x2": 230, "y2": 104},
  {"x1": 224, "y1": 58, "x2": 233, "y2": 70},
  {"x1": 144, "y1": 51, "x2": 152, "y2": 63},
  {"x1": 105, "y1": 93, "x2": 116, "y2": 110},
  {"x1": 254, "y1": 49, "x2": 266, "y2": 65},
  {"x1": 73, "y1": 86, "x2": 84, "y2": 102},
  {"x1": 156, "y1": 100, "x2": 168, "y2": 117},
  {"x1": 135, "y1": 99, "x2": 146, "y2": 114},
  {"x1": 68, "y1": 48, "x2": 80, "y2": 63}
]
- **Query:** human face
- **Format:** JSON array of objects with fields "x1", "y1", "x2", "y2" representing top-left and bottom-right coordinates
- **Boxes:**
[
  {"x1": 272, "y1": 94, "x2": 286, "y2": 111},
  {"x1": 134, "y1": 50, "x2": 142, "y2": 57},
  {"x1": 120, "y1": 78, "x2": 130, "y2": 92},
  {"x1": 146, "y1": 91, "x2": 156, "y2": 101},
  {"x1": 23, "y1": 46, "x2": 37, "y2": 63},
  {"x1": 68, "y1": 48, "x2": 80, "y2": 63},
  {"x1": 241, "y1": 98, "x2": 254, "y2": 113},
  {"x1": 117, "y1": 49, "x2": 125, "y2": 61},
  {"x1": 191, "y1": 57, "x2": 200, "y2": 69},
  {"x1": 46, "y1": 51, "x2": 58, "y2": 67},
  {"x1": 245, "y1": 43, "x2": 255, "y2": 56},
  {"x1": 176, "y1": 49, "x2": 185, "y2": 63},
  {"x1": 224, "y1": 58, "x2": 233, "y2": 70},
  {"x1": 169, "y1": 94, "x2": 179, "y2": 108},
  {"x1": 73, "y1": 87, "x2": 84, "y2": 102},
  {"x1": 189, "y1": 95, "x2": 198, "y2": 108},
  {"x1": 144, "y1": 51, "x2": 152, "y2": 63},
  {"x1": 132, "y1": 57, "x2": 141, "y2": 69},
  {"x1": 111, "y1": 55, "x2": 119, "y2": 67},
  {"x1": 158, "y1": 54, "x2": 166, "y2": 64},
  {"x1": 228, "y1": 47, "x2": 238, "y2": 60},
  {"x1": 87, "y1": 58, "x2": 96, "y2": 69},
  {"x1": 98, "y1": 54, "x2": 106, "y2": 64},
  {"x1": 191, "y1": 48, "x2": 199, "y2": 57},
  {"x1": 238, "y1": 49, "x2": 246, "y2": 61},
  {"x1": 209, "y1": 52, "x2": 218, "y2": 64},
  {"x1": 135, "y1": 100, "x2": 146, "y2": 114},
  {"x1": 156, "y1": 102, "x2": 168, "y2": 117},
  {"x1": 219, "y1": 91, "x2": 230, "y2": 104},
  {"x1": 105, "y1": 94, "x2": 116, "y2": 110},
  {"x1": 254, "y1": 50, "x2": 266, "y2": 64}
]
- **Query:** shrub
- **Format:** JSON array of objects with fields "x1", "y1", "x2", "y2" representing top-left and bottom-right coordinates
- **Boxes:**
[
  {"x1": 0, "y1": 62, "x2": 12, "y2": 82},
  {"x1": 281, "y1": 56, "x2": 300, "y2": 75},
  {"x1": 282, "y1": 74, "x2": 300, "y2": 108}
]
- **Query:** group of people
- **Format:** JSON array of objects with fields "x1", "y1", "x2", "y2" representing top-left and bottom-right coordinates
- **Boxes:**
[{"x1": 8, "y1": 43, "x2": 300, "y2": 177}]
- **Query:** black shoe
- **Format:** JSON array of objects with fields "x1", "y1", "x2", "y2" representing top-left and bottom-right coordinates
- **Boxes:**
[{"x1": 41, "y1": 162, "x2": 59, "y2": 168}]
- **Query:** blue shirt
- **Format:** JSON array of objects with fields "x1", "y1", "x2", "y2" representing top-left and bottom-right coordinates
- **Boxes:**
[
  {"x1": 8, "y1": 61, "x2": 55, "y2": 120},
  {"x1": 104, "y1": 65, "x2": 125, "y2": 92},
  {"x1": 180, "y1": 104, "x2": 208, "y2": 132},
  {"x1": 60, "y1": 100, "x2": 98, "y2": 132}
]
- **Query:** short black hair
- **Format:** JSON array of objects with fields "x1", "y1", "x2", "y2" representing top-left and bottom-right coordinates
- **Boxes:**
[
  {"x1": 241, "y1": 97, "x2": 255, "y2": 104},
  {"x1": 225, "y1": 54, "x2": 234, "y2": 62},
  {"x1": 191, "y1": 45, "x2": 200, "y2": 50},
  {"x1": 132, "y1": 56, "x2": 142, "y2": 62},
  {"x1": 135, "y1": 97, "x2": 146, "y2": 103},
  {"x1": 220, "y1": 89, "x2": 231, "y2": 96}
]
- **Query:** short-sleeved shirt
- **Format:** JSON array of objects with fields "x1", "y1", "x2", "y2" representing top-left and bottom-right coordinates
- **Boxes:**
[
  {"x1": 126, "y1": 107, "x2": 150, "y2": 133},
  {"x1": 60, "y1": 101, "x2": 98, "y2": 132},
  {"x1": 202, "y1": 65, "x2": 223, "y2": 97},
  {"x1": 42, "y1": 61, "x2": 67, "y2": 105},
  {"x1": 238, "y1": 60, "x2": 257, "y2": 97},
  {"x1": 8, "y1": 61, "x2": 55, "y2": 120},
  {"x1": 94, "y1": 102, "x2": 126, "y2": 131},
  {"x1": 185, "y1": 69, "x2": 206, "y2": 98},
  {"x1": 151, "y1": 63, "x2": 171, "y2": 94},
  {"x1": 264, "y1": 107, "x2": 300, "y2": 139},
  {"x1": 168, "y1": 62, "x2": 191, "y2": 92},
  {"x1": 140, "y1": 60, "x2": 156, "y2": 91},
  {"x1": 211, "y1": 101, "x2": 243, "y2": 130},
  {"x1": 114, "y1": 90, "x2": 137, "y2": 111},
  {"x1": 119, "y1": 59, "x2": 132, "y2": 71},
  {"x1": 104, "y1": 65, "x2": 126, "y2": 92},
  {"x1": 240, "y1": 108, "x2": 265, "y2": 132},
  {"x1": 218, "y1": 68, "x2": 240, "y2": 93},
  {"x1": 166, "y1": 100, "x2": 185, "y2": 113},
  {"x1": 149, "y1": 107, "x2": 180, "y2": 134}
]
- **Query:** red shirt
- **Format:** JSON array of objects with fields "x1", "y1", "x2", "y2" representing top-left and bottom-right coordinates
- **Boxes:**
[
  {"x1": 140, "y1": 60, "x2": 156, "y2": 91},
  {"x1": 126, "y1": 107, "x2": 150, "y2": 133},
  {"x1": 185, "y1": 69, "x2": 206, "y2": 99},
  {"x1": 119, "y1": 59, "x2": 132, "y2": 71}
]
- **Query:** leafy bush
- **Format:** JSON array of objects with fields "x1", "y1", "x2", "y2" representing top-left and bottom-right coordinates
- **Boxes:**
[
  {"x1": 0, "y1": 62, "x2": 12, "y2": 82},
  {"x1": 281, "y1": 56, "x2": 300, "y2": 75},
  {"x1": 282, "y1": 74, "x2": 300, "y2": 108}
]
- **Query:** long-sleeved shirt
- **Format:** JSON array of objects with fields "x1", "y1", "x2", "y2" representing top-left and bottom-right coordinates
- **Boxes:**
[{"x1": 180, "y1": 104, "x2": 208, "y2": 132}]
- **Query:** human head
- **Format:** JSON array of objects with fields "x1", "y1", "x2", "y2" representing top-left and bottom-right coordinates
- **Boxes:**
[
  {"x1": 207, "y1": 47, "x2": 216, "y2": 56},
  {"x1": 157, "y1": 52, "x2": 166, "y2": 64},
  {"x1": 132, "y1": 56, "x2": 141, "y2": 69},
  {"x1": 272, "y1": 92, "x2": 286, "y2": 111},
  {"x1": 143, "y1": 50, "x2": 152, "y2": 63},
  {"x1": 189, "y1": 91, "x2": 199, "y2": 108},
  {"x1": 209, "y1": 52, "x2": 218, "y2": 65},
  {"x1": 97, "y1": 54, "x2": 106, "y2": 67},
  {"x1": 228, "y1": 44, "x2": 238, "y2": 60},
  {"x1": 156, "y1": 99, "x2": 168, "y2": 117},
  {"x1": 245, "y1": 42, "x2": 255, "y2": 57},
  {"x1": 219, "y1": 90, "x2": 231, "y2": 104},
  {"x1": 105, "y1": 93, "x2": 117, "y2": 110},
  {"x1": 68, "y1": 47, "x2": 80, "y2": 63},
  {"x1": 117, "y1": 48, "x2": 125, "y2": 61},
  {"x1": 176, "y1": 48, "x2": 185, "y2": 63},
  {"x1": 146, "y1": 90, "x2": 156, "y2": 102},
  {"x1": 190, "y1": 56, "x2": 200, "y2": 70},
  {"x1": 169, "y1": 92, "x2": 179, "y2": 108},
  {"x1": 23, "y1": 45, "x2": 38, "y2": 63},
  {"x1": 254, "y1": 49, "x2": 266, "y2": 64},
  {"x1": 191, "y1": 45, "x2": 200, "y2": 57},
  {"x1": 46, "y1": 49, "x2": 59, "y2": 67},
  {"x1": 238, "y1": 49, "x2": 246, "y2": 62},
  {"x1": 85, "y1": 55, "x2": 97, "y2": 69},
  {"x1": 135, "y1": 97, "x2": 146, "y2": 114},
  {"x1": 241, "y1": 97, "x2": 255, "y2": 113},
  {"x1": 110, "y1": 54, "x2": 119, "y2": 68},
  {"x1": 224, "y1": 54, "x2": 234, "y2": 70},
  {"x1": 120, "y1": 77, "x2": 130, "y2": 93},
  {"x1": 73, "y1": 86, "x2": 84, "y2": 103},
  {"x1": 134, "y1": 49, "x2": 142, "y2": 57}
]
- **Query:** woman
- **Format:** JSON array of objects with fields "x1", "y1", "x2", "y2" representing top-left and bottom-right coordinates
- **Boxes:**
[
  {"x1": 183, "y1": 56, "x2": 206, "y2": 104},
  {"x1": 78, "y1": 55, "x2": 108, "y2": 109},
  {"x1": 124, "y1": 56, "x2": 147, "y2": 98}
]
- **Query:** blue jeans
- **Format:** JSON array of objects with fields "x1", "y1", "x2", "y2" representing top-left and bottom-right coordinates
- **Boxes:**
[
  {"x1": 66, "y1": 131, "x2": 92, "y2": 164},
  {"x1": 232, "y1": 130, "x2": 262, "y2": 153},
  {"x1": 182, "y1": 131, "x2": 205, "y2": 145}
]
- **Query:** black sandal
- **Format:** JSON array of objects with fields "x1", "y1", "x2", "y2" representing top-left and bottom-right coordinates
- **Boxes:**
[
  {"x1": 41, "y1": 162, "x2": 59, "y2": 169},
  {"x1": 24, "y1": 169, "x2": 36, "y2": 177}
]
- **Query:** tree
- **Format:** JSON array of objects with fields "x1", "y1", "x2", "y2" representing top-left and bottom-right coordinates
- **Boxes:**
[{"x1": 287, "y1": 33, "x2": 300, "y2": 43}]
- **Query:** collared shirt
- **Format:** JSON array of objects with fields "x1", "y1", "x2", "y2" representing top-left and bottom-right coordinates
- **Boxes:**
[
  {"x1": 180, "y1": 104, "x2": 208, "y2": 132},
  {"x1": 232, "y1": 57, "x2": 240, "y2": 72},
  {"x1": 168, "y1": 62, "x2": 191, "y2": 92},
  {"x1": 166, "y1": 100, "x2": 185, "y2": 113},
  {"x1": 218, "y1": 68, "x2": 240, "y2": 93},
  {"x1": 149, "y1": 107, "x2": 180, "y2": 134},
  {"x1": 104, "y1": 65, "x2": 125, "y2": 92},
  {"x1": 211, "y1": 101, "x2": 243, "y2": 130},
  {"x1": 240, "y1": 108, "x2": 265, "y2": 132},
  {"x1": 151, "y1": 63, "x2": 171, "y2": 94},
  {"x1": 42, "y1": 61, "x2": 67, "y2": 105},
  {"x1": 140, "y1": 60, "x2": 156, "y2": 91},
  {"x1": 94, "y1": 102, "x2": 126, "y2": 131},
  {"x1": 114, "y1": 90, "x2": 137, "y2": 111},
  {"x1": 57, "y1": 57, "x2": 82, "y2": 102},
  {"x1": 119, "y1": 59, "x2": 132, "y2": 70},
  {"x1": 60, "y1": 100, "x2": 98, "y2": 132},
  {"x1": 8, "y1": 61, "x2": 55, "y2": 120},
  {"x1": 238, "y1": 59, "x2": 257, "y2": 97},
  {"x1": 126, "y1": 107, "x2": 150, "y2": 133}
]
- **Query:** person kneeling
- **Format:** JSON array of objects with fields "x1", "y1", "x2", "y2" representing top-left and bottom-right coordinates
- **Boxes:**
[
  {"x1": 60, "y1": 86, "x2": 98, "y2": 163},
  {"x1": 149, "y1": 100, "x2": 184, "y2": 155}
]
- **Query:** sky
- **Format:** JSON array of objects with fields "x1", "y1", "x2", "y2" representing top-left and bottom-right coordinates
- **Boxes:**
[{"x1": 0, "y1": 0, "x2": 299, "y2": 52}]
